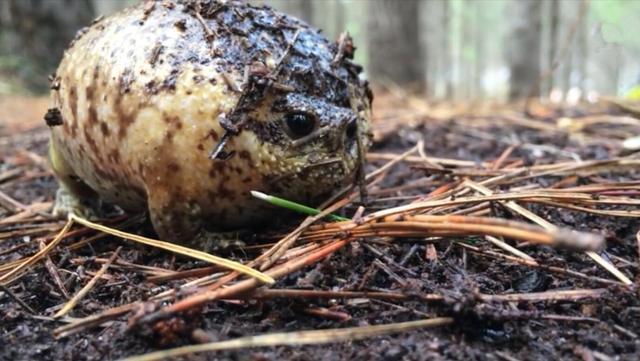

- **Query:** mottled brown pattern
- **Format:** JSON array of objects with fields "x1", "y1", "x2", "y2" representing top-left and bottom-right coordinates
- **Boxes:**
[
  {"x1": 163, "y1": 114, "x2": 183, "y2": 129},
  {"x1": 83, "y1": 127, "x2": 100, "y2": 157},
  {"x1": 114, "y1": 93, "x2": 137, "y2": 140}
]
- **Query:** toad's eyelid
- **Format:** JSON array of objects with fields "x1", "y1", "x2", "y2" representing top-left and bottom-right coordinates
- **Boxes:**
[{"x1": 272, "y1": 100, "x2": 316, "y2": 117}]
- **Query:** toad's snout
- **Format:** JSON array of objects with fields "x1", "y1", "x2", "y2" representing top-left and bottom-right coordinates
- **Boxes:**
[{"x1": 320, "y1": 110, "x2": 361, "y2": 153}]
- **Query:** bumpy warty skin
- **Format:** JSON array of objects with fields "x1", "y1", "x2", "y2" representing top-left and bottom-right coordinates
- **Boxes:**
[{"x1": 49, "y1": 0, "x2": 372, "y2": 243}]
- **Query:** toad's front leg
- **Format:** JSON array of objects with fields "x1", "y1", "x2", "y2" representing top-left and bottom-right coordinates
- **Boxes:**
[
  {"x1": 146, "y1": 190, "x2": 247, "y2": 252},
  {"x1": 49, "y1": 139, "x2": 102, "y2": 219}
]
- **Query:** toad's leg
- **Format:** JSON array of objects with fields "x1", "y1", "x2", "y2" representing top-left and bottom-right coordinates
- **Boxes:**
[
  {"x1": 49, "y1": 139, "x2": 101, "y2": 219},
  {"x1": 147, "y1": 191, "x2": 246, "y2": 251}
]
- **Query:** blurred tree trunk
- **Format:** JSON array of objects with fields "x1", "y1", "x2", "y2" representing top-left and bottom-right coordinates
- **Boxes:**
[
  {"x1": 422, "y1": 0, "x2": 438, "y2": 97},
  {"x1": 367, "y1": 0, "x2": 424, "y2": 90},
  {"x1": 441, "y1": 0, "x2": 453, "y2": 98},
  {"x1": 577, "y1": 6, "x2": 588, "y2": 93},
  {"x1": 270, "y1": 0, "x2": 314, "y2": 26},
  {"x1": 474, "y1": 1, "x2": 485, "y2": 99},
  {"x1": 559, "y1": 0, "x2": 574, "y2": 94},
  {"x1": 334, "y1": 0, "x2": 345, "y2": 37},
  {"x1": 546, "y1": 0, "x2": 560, "y2": 95},
  {"x1": 507, "y1": 0, "x2": 542, "y2": 100},
  {"x1": 459, "y1": 0, "x2": 472, "y2": 99},
  {"x1": 318, "y1": 0, "x2": 344, "y2": 41},
  {"x1": 299, "y1": 0, "x2": 313, "y2": 25},
  {"x1": 2, "y1": 0, "x2": 95, "y2": 91}
]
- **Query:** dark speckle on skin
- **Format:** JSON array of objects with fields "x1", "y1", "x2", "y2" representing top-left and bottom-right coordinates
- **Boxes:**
[
  {"x1": 238, "y1": 150, "x2": 251, "y2": 161},
  {"x1": 107, "y1": 149, "x2": 120, "y2": 163},
  {"x1": 208, "y1": 162, "x2": 225, "y2": 178},
  {"x1": 69, "y1": 85, "x2": 78, "y2": 123},
  {"x1": 174, "y1": 19, "x2": 187, "y2": 31},
  {"x1": 162, "y1": 68, "x2": 180, "y2": 91},
  {"x1": 168, "y1": 163, "x2": 180, "y2": 172},
  {"x1": 100, "y1": 122, "x2": 110, "y2": 136},
  {"x1": 206, "y1": 129, "x2": 219, "y2": 142},
  {"x1": 163, "y1": 114, "x2": 183, "y2": 129},
  {"x1": 83, "y1": 127, "x2": 100, "y2": 159},
  {"x1": 193, "y1": 74, "x2": 204, "y2": 83},
  {"x1": 86, "y1": 86, "x2": 98, "y2": 126},
  {"x1": 145, "y1": 80, "x2": 159, "y2": 94},
  {"x1": 119, "y1": 69, "x2": 135, "y2": 94},
  {"x1": 114, "y1": 88, "x2": 138, "y2": 140}
]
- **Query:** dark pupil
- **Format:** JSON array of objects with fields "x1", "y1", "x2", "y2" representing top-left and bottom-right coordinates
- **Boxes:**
[{"x1": 285, "y1": 113, "x2": 315, "y2": 138}]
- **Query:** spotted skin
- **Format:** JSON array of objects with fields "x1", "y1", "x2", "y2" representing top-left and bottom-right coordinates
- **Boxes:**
[{"x1": 49, "y1": 0, "x2": 372, "y2": 244}]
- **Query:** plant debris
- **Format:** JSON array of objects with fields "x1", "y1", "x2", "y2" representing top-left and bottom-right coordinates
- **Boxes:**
[{"x1": 1, "y1": 93, "x2": 640, "y2": 360}]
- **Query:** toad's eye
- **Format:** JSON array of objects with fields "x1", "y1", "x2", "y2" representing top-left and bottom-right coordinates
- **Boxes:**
[{"x1": 283, "y1": 112, "x2": 316, "y2": 139}]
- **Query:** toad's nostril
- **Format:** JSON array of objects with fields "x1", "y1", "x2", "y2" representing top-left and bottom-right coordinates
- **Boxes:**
[{"x1": 346, "y1": 118, "x2": 357, "y2": 140}]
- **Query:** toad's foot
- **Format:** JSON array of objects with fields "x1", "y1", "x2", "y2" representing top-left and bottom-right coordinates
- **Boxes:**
[
  {"x1": 52, "y1": 187, "x2": 102, "y2": 220},
  {"x1": 192, "y1": 229, "x2": 249, "y2": 253}
]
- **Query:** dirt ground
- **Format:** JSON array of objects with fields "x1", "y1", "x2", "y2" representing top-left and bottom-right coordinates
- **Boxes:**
[{"x1": 1, "y1": 94, "x2": 639, "y2": 360}]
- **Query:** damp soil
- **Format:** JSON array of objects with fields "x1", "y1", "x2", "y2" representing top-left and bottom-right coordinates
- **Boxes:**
[{"x1": 1, "y1": 97, "x2": 640, "y2": 360}]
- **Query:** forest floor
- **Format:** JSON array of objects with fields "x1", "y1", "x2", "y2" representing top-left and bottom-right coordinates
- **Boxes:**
[{"x1": 1, "y1": 93, "x2": 640, "y2": 361}]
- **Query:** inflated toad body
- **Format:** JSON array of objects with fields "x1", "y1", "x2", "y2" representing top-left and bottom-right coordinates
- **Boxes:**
[{"x1": 48, "y1": 0, "x2": 372, "y2": 245}]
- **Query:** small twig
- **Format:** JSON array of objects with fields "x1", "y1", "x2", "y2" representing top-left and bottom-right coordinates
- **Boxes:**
[
  {"x1": 372, "y1": 259, "x2": 407, "y2": 287},
  {"x1": 69, "y1": 215, "x2": 274, "y2": 284},
  {"x1": 464, "y1": 179, "x2": 632, "y2": 285},
  {"x1": 0, "y1": 189, "x2": 28, "y2": 213},
  {"x1": 272, "y1": 29, "x2": 301, "y2": 77},
  {"x1": 0, "y1": 284, "x2": 36, "y2": 314},
  {"x1": 137, "y1": 238, "x2": 353, "y2": 326},
  {"x1": 121, "y1": 317, "x2": 454, "y2": 361},
  {"x1": 54, "y1": 303, "x2": 136, "y2": 339},
  {"x1": 54, "y1": 247, "x2": 122, "y2": 318},
  {"x1": 303, "y1": 307, "x2": 351, "y2": 322},
  {"x1": 193, "y1": 7, "x2": 216, "y2": 41},
  {"x1": 484, "y1": 235, "x2": 536, "y2": 262},
  {"x1": 458, "y1": 242, "x2": 622, "y2": 286},
  {"x1": 39, "y1": 240, "x2": 70, "y2": 299},
  {"x1": 0, "y1": 219, "x2": 73, "y2": 285},
  {"x1": 257, "y1": 195, "x2": 354, "y2": 271},
  {"x1": 613, "y1": 324, "x2": 638, "y2": 339},
  {"x1": 636, "y1": 230, "x2": 640, "y2": 283}
]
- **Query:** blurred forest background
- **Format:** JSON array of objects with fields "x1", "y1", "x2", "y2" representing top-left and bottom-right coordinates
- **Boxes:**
[{"x1": 0, "y1": 0, "x2": 638, "y2": 102}]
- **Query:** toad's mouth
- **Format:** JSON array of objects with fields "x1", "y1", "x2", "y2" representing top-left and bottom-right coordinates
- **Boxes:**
[{"x1": 265, "y1": 155, "x2": 357, "y2": 187}]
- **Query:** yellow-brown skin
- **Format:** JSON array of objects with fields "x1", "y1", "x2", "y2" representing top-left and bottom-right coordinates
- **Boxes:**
[{"x1": 49, "y1": 1, "x2": 371, "y2": 244}]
